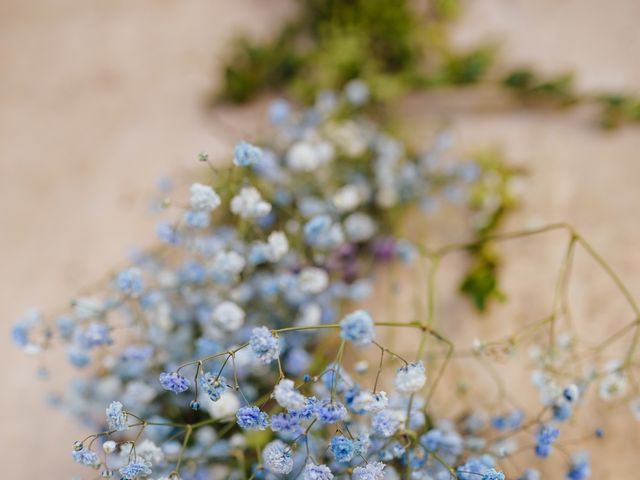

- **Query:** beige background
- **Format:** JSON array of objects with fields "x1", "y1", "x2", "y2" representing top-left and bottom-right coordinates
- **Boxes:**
[{"x1": 1, "y1": 0, "x2": 640, "y2": 477}]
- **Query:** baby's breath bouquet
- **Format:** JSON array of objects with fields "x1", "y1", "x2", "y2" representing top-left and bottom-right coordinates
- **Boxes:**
[{"x1": 13, "y1": 84, "x2": 639, "y2": 480}]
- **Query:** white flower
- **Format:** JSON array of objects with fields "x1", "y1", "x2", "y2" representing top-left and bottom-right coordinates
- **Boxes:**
[
  {"x1": 286, "y1": 141, "x2": 334, "y2": 172},
  {"x1": 531, "y1": 371, "x2": 562, "y2": 406},
  {"x1": 212, "y1": 301, "x2": 245, "y2": 331},
  {"x1": 120, "y1": 439, "x2": 164, "y2": 464},
  {"x1": 136, "y1": 440, "x2": 164, "y2": 464},
  {"x1": 230, "y1": 187, "x2": 272, "y2": 218},
  {"x1": 263, "y1": 439, "x2": 293, "y2": 475},
  {"x1": 491, "y1": 438, "x2": 517, "y2": 458},
  {"x1": 395, "y1": 362, "x2": 426, "y2": 393},
  {"x1": 326, "y1": 121, "x2": 367, "y2": 157},
  {"x1": 190, "y1": 183, "x2": 221, "y2": 212},
  {"x1": 599, "y1": 372, "x2": 627, "y2": 401},
  {"x1": 332, "y1": 184, "x2": 364, "y2": 213},
  {"x1": 205, "y1": 390, "x2": 240, "y2": 419},
  {"x1": 298, "y1": 267, "x2": 329, "y2": 294},
  {"x1": 375, "y1": 187, "x2": 398, "y2": 208},
  {"x1": 267, "y1": 231, "x2": 289, "y2": 261},
  {"x1": 354, "y1": 360, "x2": 369, "y2": 373},
  {"x1": 556, "y1": 332, "x2": 574, "y2": 350},
  {"x1": 212, "y1": 251, "x2": 246, "y2": 281},
  {"x1": 102, "y1": 440, "x2": 116, "y2": 454},
  {"x1": 344, "y1": 212, "x2": 377, "y2": 242},
  {"x1": 350, "y1": 390, "x2": 388, "y2": 414},
  {"x1": 296, "y1": 303, "x2": 322, "y2": 327},
  {"x1": 353, "y1": 462, "x2": 385, "y2": 480},
  {"x1": 287, "y1": 141, "x2": 321, "y2": 171},
  {"x1": 604, "y1": 359, "x2": 623, "y2": 373},
  {"x1": 273, "y1": 378, "x2": 306, "y2": 410}
]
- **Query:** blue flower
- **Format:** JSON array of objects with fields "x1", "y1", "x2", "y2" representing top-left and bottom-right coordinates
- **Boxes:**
[
  {"x1": 291, "y1": 396, "x2": 319, "y2": 420},
  {"x1": 330, "y1": 435, "x2": 355, "y2": 463},
  {"x1": 11, "y1": 310, "x2": 41, "y2": 348},
  {"x1": 67, "y1": 346, "x2": 90, "y2": 368},
  {"x1": 234, "y1": 141, "x2": 263, "y2": 167},
  {"x1": 270, "y1": 412, "x2": 304, "y2": 438},
  {"x1": 304, "y1": 215, "x2": 343, "y2": 248},
  {"x1": 184, "y1": 209, "x2": 211, "y2": 228},
  {"x1": 340, "y1": 309, "x2": 375, "y2": 346},
  {"x1": 200, "y1": 372, "x2": 227, "y2": 401},
  {"x1": 284, "y1": 347, "x2": 311, "y2": 376},
  {"x1": 457, "y1": 456, "x2": 495, "y2": 480},
  {"x1": 419, "y1": 428, "x2": 463, "y2": 459},
  {"x1": 250, "y1": 326, "x2": 281, "y2": 363},
  {"x1": 263, "y1": 440, "x2": 293, "y2": 475},
  {"x1": 268, "y1": 99, "x2": 290, "y2": 125},
  {"x1": 372, "y1": 410, "x2": 402, "y2": 437},
  {"x1": 75, "y1": 322, "x2": 112, "y2": 349},
  {"x1": 316, "y1": 400, "x2": 347, "y2": 424},
  {"x1": 236, "y1": 406, "x2": 269, "y2": 430},
  {"x1": 72, "y1": 447, "x2": 99, "y2": 467},
  {"x1": 156, "y1": 222, "x2": 179, "y2": 244},
  {"x1": 482, "y1": 469, "x2": 505, "y2": 480},
  {"x1": 119, "y1": 459, "x2": 152, "y2": 479},
  {"x1": 353, "y1": 433, "x2": 371, "y2": 457},
  {"x1": 116, "y1": 268, "x2": 143, "y2": 297},
  {"x1": 535, "y1": 424, "x2": 560, "y2": 458},
  {"x1": 491, "y1": 409, "x2": 524, "y2": 430},
  {"x1": 566, "y1": 452, "x2": 590, "y2": 480},
  {"x1": 563, "y1": 384, "x2": 580, "y2": 403},
  {"x1": 553, "y1": 400, "x2": 573, "y2": 422},
  {"x1": 158, "y1": 371, "x2": 190, "y2": 394},
  {"x1": 352, "y1": 461, "x2": 385, "y2": 480},
  {"x1": 11, "y1": 324, "x2": 29, "y2": 347},
  {"x1": 303, "y1": 462, "x2": 333, "y2": 480},
  {"x1": 321, "y1": 364, "x2": 352, "y2": 394},
  {"x1": 106, "y1": 401, "x2": 128, "y2": 431}
]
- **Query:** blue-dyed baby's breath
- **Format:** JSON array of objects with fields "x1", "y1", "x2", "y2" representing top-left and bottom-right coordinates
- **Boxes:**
[
  {"x1": 158, "y1": 372, "x2": 190, "y2": 394},
  {"x1": 236, "y1": 406, "x2": 269, "y2": 430}
]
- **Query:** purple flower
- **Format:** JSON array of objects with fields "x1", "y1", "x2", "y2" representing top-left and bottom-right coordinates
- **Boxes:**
[
  {"x1": 236, "y1": 406, "x2": 269, "y2": 430},
  {"x1": 159, "y1": 371, "x2": 190, "y2": 394}
]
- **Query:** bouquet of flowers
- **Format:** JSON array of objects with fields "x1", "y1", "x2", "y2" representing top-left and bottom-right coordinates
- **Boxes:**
[{"x1": 14, "y1": 84, "x2": 638, "y2": 480}]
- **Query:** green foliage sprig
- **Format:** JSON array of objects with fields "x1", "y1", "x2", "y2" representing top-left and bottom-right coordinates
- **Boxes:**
[{"x1": 217, "y1": 0, "x2": 640, "y2": 129}]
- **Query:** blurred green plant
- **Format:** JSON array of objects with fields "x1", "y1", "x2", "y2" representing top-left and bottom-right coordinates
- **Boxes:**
[
  {"x1": 217, "y1": 0, "x2": 491, "y2": 104},
  {"x1": 217, "y1": 0, "x2": 640, "y2": 129},
  {"x1": 461, "y1": 152, "x2": 521, "y2": 311},
  {"x1": 502, "y1": 69, "x2": 577, "y2": 107}
]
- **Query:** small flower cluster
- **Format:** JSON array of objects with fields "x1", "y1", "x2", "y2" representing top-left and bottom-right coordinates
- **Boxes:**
[{"x1": 13, "y1": 83, "x2": 638, "y2": 479}]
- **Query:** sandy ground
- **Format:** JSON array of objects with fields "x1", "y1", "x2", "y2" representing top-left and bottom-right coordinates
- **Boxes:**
[{"x1": 1, "y1": 0, "x2": 639, "y2": 477}]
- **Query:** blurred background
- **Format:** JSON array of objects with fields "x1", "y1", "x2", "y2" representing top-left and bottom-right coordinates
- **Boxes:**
[{"x1": 2, "y1": 0, "x2": 640, "y2": 477}]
